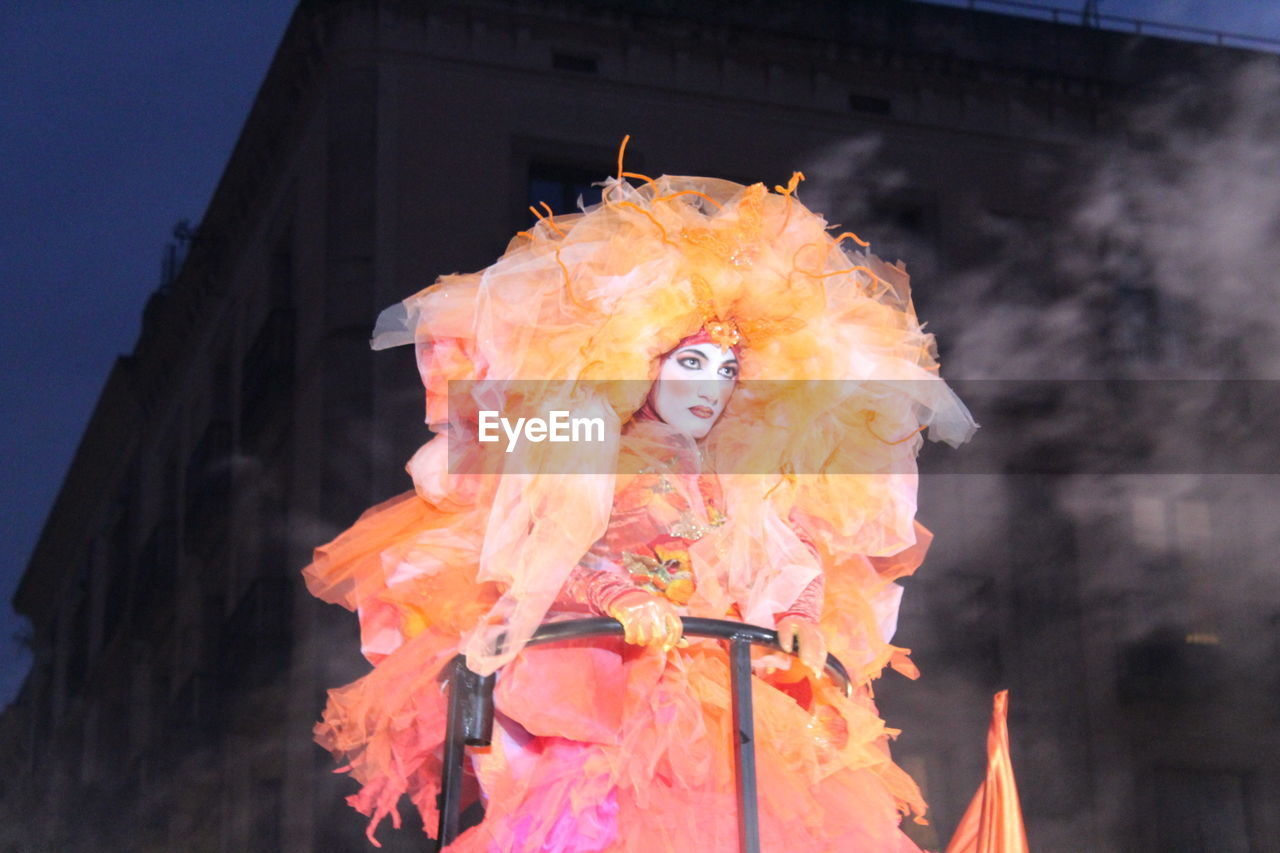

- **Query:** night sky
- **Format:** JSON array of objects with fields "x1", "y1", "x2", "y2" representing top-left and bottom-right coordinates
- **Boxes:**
[{"x1": 3, "y1": 0, "x2": 1279, "y2": 709}]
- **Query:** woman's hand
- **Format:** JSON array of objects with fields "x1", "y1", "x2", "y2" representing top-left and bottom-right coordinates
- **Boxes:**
[
  {"x1": 607, "y1": 589, "x2": 684, "y2": 652},
  {"x1": 776, "y1": 615, "x2": 828, "y2": 678}
]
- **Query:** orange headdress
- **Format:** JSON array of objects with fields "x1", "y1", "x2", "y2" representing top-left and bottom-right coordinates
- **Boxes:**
[{"x1": 366, "y1": 167, "x2": 974, "y2": 674}]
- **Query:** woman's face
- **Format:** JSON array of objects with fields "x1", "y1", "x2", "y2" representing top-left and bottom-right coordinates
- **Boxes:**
[{"x1": 651, "y1": 342, "x2": 739, "y2": 439}]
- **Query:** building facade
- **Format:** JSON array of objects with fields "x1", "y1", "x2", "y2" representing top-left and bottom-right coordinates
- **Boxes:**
[{"x1": 5, "y1": 1, "x2": 1278, "y2": 850}]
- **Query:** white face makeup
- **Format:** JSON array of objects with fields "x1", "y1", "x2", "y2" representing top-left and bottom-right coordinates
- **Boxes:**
[{"x1": 651, "y1": 342, "x2": 739, "y2": 439}]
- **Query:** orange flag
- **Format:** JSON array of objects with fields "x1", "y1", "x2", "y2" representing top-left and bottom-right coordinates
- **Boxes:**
[{"x1": 945, "y1": 690, "x2": 1030, "y2": 853}]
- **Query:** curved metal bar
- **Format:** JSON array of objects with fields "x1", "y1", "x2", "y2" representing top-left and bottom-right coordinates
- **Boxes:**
[
  {"x1": 435, "y1": 617, "x2": 855, "y2": 852},
  {"x1": 522, "y1": 616, "x2": 854, "y2": 696}
]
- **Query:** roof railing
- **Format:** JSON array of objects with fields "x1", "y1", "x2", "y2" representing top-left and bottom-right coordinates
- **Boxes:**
[{"x1": 918, "y1": 0, "x2": 1280, "y2": 53}]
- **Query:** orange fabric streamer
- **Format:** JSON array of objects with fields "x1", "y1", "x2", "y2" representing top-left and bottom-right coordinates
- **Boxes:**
[{"x1": 945, "y1": 690, "x2": 1030, "y2": 853}]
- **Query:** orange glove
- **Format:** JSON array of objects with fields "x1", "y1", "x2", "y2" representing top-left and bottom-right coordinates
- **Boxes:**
[
  {"x1": 776, "y1": 614, "x2": 827, "y2": 678},
  {"x1": 607, "y1": 589, "x2": 684, "y2": 652}
]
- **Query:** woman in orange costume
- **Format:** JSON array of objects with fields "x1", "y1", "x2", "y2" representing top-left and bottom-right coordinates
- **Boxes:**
[{"x1": 304, "y1": 167, "x2": 975, "y2": 851}]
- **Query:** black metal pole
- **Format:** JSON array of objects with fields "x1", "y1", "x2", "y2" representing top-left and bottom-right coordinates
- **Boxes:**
[
  {"x1": 462, "y1": 668, "x2": 496, "y2": 746},
  {"x1": 728, "y1": 636, "x2": 762, "y2": 853},
  {"x1": 436, "y1": 658, "x2": 468, "y2": 850}
]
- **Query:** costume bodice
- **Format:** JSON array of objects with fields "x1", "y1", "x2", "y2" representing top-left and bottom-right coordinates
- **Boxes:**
[{"x1": 589, "y1": 437, "x2": 727, "y2": 606}]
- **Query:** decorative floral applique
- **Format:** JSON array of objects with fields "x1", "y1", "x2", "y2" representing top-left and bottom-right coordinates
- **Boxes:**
[{"x1": 621, "y1": 537, "x2": 696, "y2": 605}]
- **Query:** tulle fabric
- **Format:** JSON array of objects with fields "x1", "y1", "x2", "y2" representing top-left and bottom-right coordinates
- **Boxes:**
[{"x1": 305, "y1": 173, "x2": 976, "y2": 847}]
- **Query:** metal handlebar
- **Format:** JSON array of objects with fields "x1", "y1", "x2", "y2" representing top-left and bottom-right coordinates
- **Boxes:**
[{"x1": 435, "y1": 617, "x2": 854, "y2": 853}]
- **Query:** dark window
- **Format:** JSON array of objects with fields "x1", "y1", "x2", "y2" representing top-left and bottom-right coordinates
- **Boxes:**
[
  {"x1": 528, "y1": 161, "x2": 606, "y2": 218},
  {"x1": 255, "y1": 470, "x2": 291, "y2": 581},
  {"x1": 219, "y1": 578, "x2": 293, "y2": 692},
  {"x1": 98, "y1": 692, "x2": 128, "y2": 770},
  {"x1": 552, "y1": 52, "x2": 597, "y2": 74},
  {"x1": 872, "y1": 200, "x2": 931, "y2": 239},
  {"x1": 915, "y1": 572, "x2": 1000, "y2": 677},
  {"x1": 103, "y1": 509, "x2": 132, "y2": 645},
  {"x1": 1112, "y1": 283, "x2": 1160, "y2": 362},
  {"x1": 849, "y1": 93, "x2": 892, "y2": 116},
  {"x1": 1117, "y1": 627, "x2": 1222, "y2": 705},
  {"x1": 269, "y1": 246, "x2": 293, "y2": 305},
  {"x1": 165, "y1": 671, "x2": 219, "y2": 756},
  {"x1": 212, "y1": 344, "x2": 232, "y2": 425},
  {"x1": 64, "y1": 596, "x2": 90, "y2": 698},
  {"x1": 240, "y1": 307, "x2": 296, "y2": 453},
  {"x1": 184, "y1": 420, "x2": 233, "y2": 557},
  {"x1": 242, "y1": 248, "x2": 296, "y2": 454},
  {"x1": 1148, "y1": 768, "x2": 1250, "y2": 853},
  {"x1": 31, "y1": 680, "x2": 53, "y2": 751},
  {"x1": 134, "y1": 519, "x2": 177, "y2": 626},
  {"x1": 250, "y1": 775, "x2": 283, "y2": 852},
  {"x1": 865, "y1": 197, "x2": 940, "y2": 292}
]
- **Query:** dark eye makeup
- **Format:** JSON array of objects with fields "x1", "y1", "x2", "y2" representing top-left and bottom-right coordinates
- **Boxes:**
[
  {"x1": 675, "y1": 348, "x2": 737, "y2": 378},
  {"x1": 678, "y1": 353, "x2": 704, "y2": 369}
]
